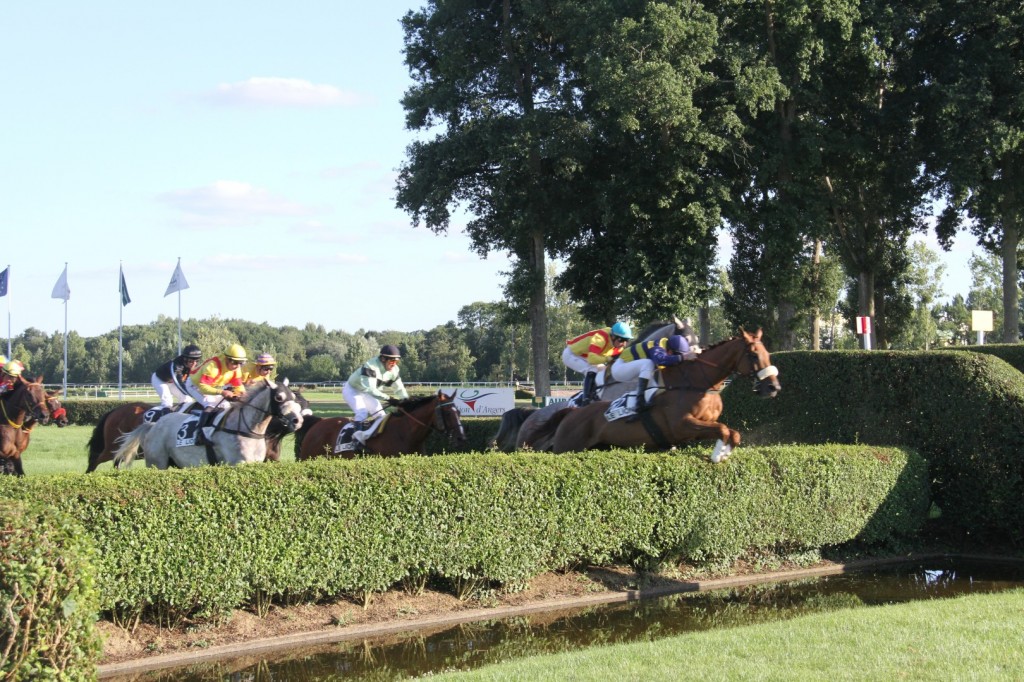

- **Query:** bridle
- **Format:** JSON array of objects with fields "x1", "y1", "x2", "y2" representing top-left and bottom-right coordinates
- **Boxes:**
[
  {"x1": 392, "y1": 396, "x2": 467, "y2": 443},
  {"x1": 1, "y1": 382, "x2": 50, "y2": 430},
  {"x1": 740, "y1": 339, "x2": 779, "y2": 392},
  {"x1": 218, "y1": 383, "x2": 298, "y2": 439}
]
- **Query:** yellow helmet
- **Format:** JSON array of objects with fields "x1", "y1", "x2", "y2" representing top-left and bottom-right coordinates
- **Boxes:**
[
  {"x1": 225, "y1": 344, "x2": 247, "y2": 362},
  {"x1": 0, "y1": 354, "x2": 7, "y2": 367},
  {"x1": 3, "y1": 360, "x2": 25, "y2": 377}
]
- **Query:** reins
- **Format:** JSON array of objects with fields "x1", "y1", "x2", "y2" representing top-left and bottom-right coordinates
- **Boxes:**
[
  {"x1": 0, "y1": 384, "x2": 48, "y2": 430},
  {"x1": 217, "y1": 385, "x2": 294, "y2": 440}
]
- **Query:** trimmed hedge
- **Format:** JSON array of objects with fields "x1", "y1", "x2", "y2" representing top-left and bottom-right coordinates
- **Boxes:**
[
  {"x1": 721, "y1": 349, "x2": 1024, "y2": 543},
  {"x1": 0, "y1": 447, "x2": 927, "y2": 623},
  {"x1": 0, "y1": 500, "x2": 102, "y2": 680}
]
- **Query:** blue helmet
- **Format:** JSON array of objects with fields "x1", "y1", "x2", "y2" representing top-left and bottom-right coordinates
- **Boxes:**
[
  {"x1": 667, "y1": 335, "x2": 688, "y2": 353},
  {"x1": 610, "y1": 321, "x2": 633, "y2": 340}
]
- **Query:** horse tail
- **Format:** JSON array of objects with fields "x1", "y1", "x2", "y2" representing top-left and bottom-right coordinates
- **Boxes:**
[
  {"x1": 490, "y1": 407, "x2": 535, "y2": 452},
  {"x1": 292, "y1": 414, "x2": 323, "y2": 459},
  {"x1": 112, "y1": 422, "x2": 153, "y2": 468},
  {"x1": 86, "y1": 410, "x2": 111, "y2": 473}
]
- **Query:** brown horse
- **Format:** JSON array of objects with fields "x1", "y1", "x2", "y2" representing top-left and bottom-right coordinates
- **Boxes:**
[
  {"x1": 298, "y1": 390, "x2": 467, "y2": 460},
  {"x1": 86, "y1": 401, "x2": 152, "y2": 472},
  {"x1": 539, "y1": 329, "x2": 780, "y2": 462},
  {"x1": 0, "y1": 375, "x2": 52, "y2": 476}
]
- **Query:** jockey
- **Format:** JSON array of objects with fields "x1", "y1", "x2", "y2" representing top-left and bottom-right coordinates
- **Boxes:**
[
  {"x1": 150, "y1": 344, "x2": 202, "y2": 410},
  {"x1": 611, "y1": 334, "x2": 696, "y2": 412},
  {"x1": 185, "y1": 343, "x2": 248, "y2": 409},
  {"x1": 0, "y1": 359, "x2": 25, "y2": 394},
  {"x1": 562, "y1": 321, "x2": 633, "y2": 405},
  {"x1": 344, "y1": 344, "x2": 409, "y2": 446},
  {"x1": 242, "y1": 353, "x2": 277, "y2": 386}
]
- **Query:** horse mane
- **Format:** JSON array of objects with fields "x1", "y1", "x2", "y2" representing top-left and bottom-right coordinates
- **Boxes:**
[{"x1": 394, "y1": 394, "x2": 436, "y2": 412}]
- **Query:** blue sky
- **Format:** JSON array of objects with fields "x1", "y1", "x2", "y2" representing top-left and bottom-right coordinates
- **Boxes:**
[{"x1": 2, "y1": 2, "x2": 976, "y2": 340}]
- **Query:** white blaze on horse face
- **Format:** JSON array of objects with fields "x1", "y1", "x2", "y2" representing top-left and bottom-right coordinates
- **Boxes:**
[{"x1": 278, "y1": 399, "x2": 304, "y2": 432}]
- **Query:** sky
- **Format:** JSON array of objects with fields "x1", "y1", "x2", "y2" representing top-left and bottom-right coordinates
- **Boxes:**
[{"x1": 2, "y1": 2, "x2": 978, "y2": 341}]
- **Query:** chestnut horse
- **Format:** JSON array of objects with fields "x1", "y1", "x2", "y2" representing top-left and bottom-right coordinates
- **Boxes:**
[
  {"x1": 86, "y1": 388, "x2": 313, "y2": 471},
  {"x1": 536, "y1": 329, "x2": 780, "y2": 462},
  {"x1": 492, "y1": 317, "x2": 697, "y2": 452},
  {"x1": 0, "y1": 375, "x2": 52, "y2": 476},
  {"x1": 298, "y1": 390, "x2": 466, "y2": 460}
]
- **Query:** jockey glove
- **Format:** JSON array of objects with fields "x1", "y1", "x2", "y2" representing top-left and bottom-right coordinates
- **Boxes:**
[{"x1": 386, "y1": 397, "x2": 401, "y2": 407}]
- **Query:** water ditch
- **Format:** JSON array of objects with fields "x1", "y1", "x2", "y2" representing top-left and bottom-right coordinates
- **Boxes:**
[{"x1": 101, "y1": 556, "x2": 1024, "y2": 681}]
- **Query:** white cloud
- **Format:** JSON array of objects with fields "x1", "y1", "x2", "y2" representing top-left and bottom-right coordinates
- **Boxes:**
[
  {"x1": 202, "y1": 77, "x2": 373, "y2": 108},
  {"x1": 159, "y1": 180, "x2": 314, "y2": 227}
]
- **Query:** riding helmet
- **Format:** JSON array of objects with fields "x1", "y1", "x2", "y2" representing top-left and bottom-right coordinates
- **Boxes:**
[
  {"x1": 3, "y1": 360, "x2": 25, "y2": 376},
  {"x1": 667, "y1": 335, "x2": 688, "y2": 354},
  {"x1": 182, "y1": 344, "x2": 203, "y2": 360},
  {"x1": 255, "y1": 352, "x2": 276, "y2": 366},
  {"x1": 225, "y1": 343, "x2": 248, "y2": 362},
  {"x1": 610, "y1": 321, "x2": 634, "y2": 340},
  {"x1": 379, "y1": 344, "x2": 401, "y2": 359}
]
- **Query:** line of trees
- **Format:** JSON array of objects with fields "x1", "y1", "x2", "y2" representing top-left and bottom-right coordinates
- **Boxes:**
[{"x1": 394, "y1": 0, "x2": 1024, "y2": 386}]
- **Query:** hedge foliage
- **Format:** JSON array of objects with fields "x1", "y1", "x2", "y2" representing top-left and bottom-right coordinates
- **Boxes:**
[
  {"x1": 0, "y1": 447, "x2": 927, "y2": 623},
  {"x1": 721, "y1": 349, "x2": 1024, "y2": 543},
  {"x1": 0, "y1": 500, "x2": 101, "y2": 680}
]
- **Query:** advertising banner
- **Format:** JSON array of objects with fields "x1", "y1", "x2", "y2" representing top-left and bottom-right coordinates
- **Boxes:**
[{"x1": 443, "y1": 387, "x2": 516, "y2": 417}]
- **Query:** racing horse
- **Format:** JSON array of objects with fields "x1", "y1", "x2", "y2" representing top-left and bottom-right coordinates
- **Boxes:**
[
  {"x1": 297, "y1": 390, "x2": 467, "y2": 460},
  {"x1": 0, "y1": 374, "x2": 52, "y2": 476},
  {"x1": 492, "y1": 316, "x2": 697, "y2": 452},
  {"x1": 113, "y1": 379, "x2": 305, "y2": 468},
  {"x1": 537, "y1": 329, "x2": 780, "y2": 461},
  {"x1": 86, "y1": 388, "x2": 312, "y2": 471}
]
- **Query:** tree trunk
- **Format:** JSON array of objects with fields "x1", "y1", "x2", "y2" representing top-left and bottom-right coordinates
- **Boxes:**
[
  {"x1": 528, "y1": 229, "x2": 551, "y2": 397},
  {"x1": 811, "y1": 239, "x2": 822, "y2": 350},
  {"x1": 1001, "y1": 181, "x2": 1020, "y2": 342},
  {"x1": 777, "y1": 302, "x2": 797, "y2": 350},
  {"x1": 699, "y1": 305, "x2": 711, "y2": 345}
]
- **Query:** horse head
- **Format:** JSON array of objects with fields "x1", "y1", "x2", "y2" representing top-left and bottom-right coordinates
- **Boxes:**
[
  {"x1": 435, "y1": 390, "x2": 468, "y2": 448},
  {"x1": 737, "y1": 328, "x2": 781, "y2": 398},
  {"x1": 2, "y1": 375, "x2": 50, "y2": 427},
  {"x1": 45, "y1": 390, "x2": 68, "y2": 427},
  {"x1": 266, "y1": 378, "x2": 305, "y2": 433}
]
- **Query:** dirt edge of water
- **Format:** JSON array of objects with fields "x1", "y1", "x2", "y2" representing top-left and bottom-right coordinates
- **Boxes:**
[{"x1": 98, "y1": 552, "x2": 999, "y2": 678}]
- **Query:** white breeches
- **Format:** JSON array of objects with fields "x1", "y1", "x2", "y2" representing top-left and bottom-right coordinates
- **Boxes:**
[
  {"x1": 151, "y1": 373, "x2": 193, "y2": 409},
  {"x1": 611, "y1": 357, "x2": 657, "y2": 383},
  {"x1": 184, "y1": 382, "x2": 231, "y2": 409},
  {"x1": 561, "y1": 347, "x2": 603, "y2": 376},
  {"x1": 342, "y1": 383, "x2": 383, "y2": 423}
]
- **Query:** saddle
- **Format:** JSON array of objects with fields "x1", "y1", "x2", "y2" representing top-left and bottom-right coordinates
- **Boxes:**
[{"x1": 333, "y1": 415, "x2": 390, "y2": 454}]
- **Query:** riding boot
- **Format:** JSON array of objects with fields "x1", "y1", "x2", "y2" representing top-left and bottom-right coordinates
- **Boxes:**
[
  {"x1": 579, "y1": 372, "x2": 597, "y2": 406},
  {"x1": 634, "y1": 378, "x2": 650, "y2": 412},
  {"x1": 352, "y1": 420, "x2": 373, "y2": 445}
]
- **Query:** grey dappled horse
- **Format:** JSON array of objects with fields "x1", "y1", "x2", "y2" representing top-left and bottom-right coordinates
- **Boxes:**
[
  {"x1": 113, "y1": 379, "x2": 305, "y2": 468},
  {"x1": 492, "y1": 317, "x2": 697, "y2": 452}
]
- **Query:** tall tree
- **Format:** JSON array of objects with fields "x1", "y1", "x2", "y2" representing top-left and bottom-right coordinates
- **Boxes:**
[
  {"x1": 397, "y1": 1, "x2": 740, "y2": 394},
  {"x1": 917, "y1": 0, "x2": 1024, "y2": 342}
]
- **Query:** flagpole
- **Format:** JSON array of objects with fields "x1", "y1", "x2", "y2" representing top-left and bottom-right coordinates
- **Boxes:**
[
  {"x1": 62, "y1": 262, "x2": 68, "y2": 396},
  {"x1": 118, "y1": 262, "x2": 124, "y2": 400},
  {"x1": 176, "y1": 257, "x2": 182, "y2": 354},
  {"x1": 5, "y1": 264, "x2": 10, "y2": 358}
]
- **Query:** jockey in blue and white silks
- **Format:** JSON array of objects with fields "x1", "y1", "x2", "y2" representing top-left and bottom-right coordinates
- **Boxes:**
[{"x1": 611, "y1": 335, "x2": 695, "y2": 411}]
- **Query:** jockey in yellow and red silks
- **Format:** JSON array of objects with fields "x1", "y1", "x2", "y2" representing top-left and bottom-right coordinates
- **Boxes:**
[
  {"x1": 561, "y1": 322, "x2": 634, "y2": 406},
  {"x1": 185, "y1": 343, "x2": 248, "y2": 409}
]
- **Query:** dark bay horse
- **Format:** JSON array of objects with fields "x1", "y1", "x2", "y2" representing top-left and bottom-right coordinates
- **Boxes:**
[
  {"x1": 493, "y1": 317, "x2": 697, "y2": 452},
  {"x1": 538, "y1": 329, "x2": 780, "y2": 462},
  {"x1": 86, "y1": 388, "x2": 313, "y2": 471},
  {"x1": 0, "y1": 375, "x2": 52, "y2": 476},
  {"x1": 298, "y1": 390, "x2": 467, "y2": 460}
]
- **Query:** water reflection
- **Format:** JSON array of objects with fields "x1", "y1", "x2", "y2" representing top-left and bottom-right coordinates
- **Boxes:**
[{"x1": 105, "y1": 558, "x2": 1024, "y2": 682}]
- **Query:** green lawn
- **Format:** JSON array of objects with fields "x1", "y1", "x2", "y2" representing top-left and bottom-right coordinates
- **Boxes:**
[{"x1": 435, "y1": 589, "x2": 1024, "y2": 681}]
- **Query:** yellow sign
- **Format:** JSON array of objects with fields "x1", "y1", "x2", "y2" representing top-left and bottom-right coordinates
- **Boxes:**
[{"x1": 971, "y1": 310, "x2": 994, "y2": 332}]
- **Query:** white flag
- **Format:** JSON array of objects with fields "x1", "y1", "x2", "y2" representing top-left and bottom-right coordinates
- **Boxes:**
[
  {"x1": 164, "y1": 261, "x2": 190, "y2": 297},
  {"x1": 51, "y1": 265, "x2": 70, "y2": 302}
]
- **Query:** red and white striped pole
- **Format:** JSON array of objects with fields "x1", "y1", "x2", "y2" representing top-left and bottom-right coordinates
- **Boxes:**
[{"x1": 856, "y1": 316, "x2": 872, "y2": 350}]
